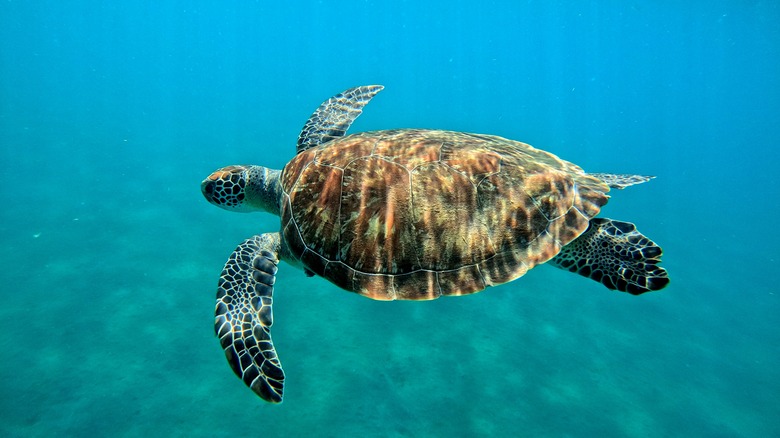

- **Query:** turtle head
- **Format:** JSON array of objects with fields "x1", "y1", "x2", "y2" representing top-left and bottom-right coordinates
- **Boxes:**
[{"x1": 201, "y1": 165, "x2": 282, "y2": 214}]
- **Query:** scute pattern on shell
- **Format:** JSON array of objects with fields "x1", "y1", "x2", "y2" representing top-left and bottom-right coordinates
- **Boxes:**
[{"x1": 280, "y1": 129, "x2": 609, "y2": 300}]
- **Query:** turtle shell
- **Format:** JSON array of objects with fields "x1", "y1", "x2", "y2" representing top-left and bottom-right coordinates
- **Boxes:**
[{"x1": 279, "y1": 129, "x2": 609, "y2": 300}]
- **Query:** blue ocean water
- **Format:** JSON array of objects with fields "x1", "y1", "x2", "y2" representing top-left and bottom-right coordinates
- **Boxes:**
[{"x1": 1, "y1": 1, "x2": 778, "y2": 436}]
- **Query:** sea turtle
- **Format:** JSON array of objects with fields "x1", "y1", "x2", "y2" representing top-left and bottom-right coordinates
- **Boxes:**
[{"x1": 201, "y1": 85, "x2": 669, "y2": 403}]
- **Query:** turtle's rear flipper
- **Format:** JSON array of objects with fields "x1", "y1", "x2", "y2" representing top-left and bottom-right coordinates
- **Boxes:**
[
  {"x1": 215, "y1": 233, "x2": 285, "y2": 402},
  {"x1": 588, "y1": 173, "x2": 654, "y2": 189},
  {"x1": 550, "y1": 218, "x2": 669, "y2": 295}
]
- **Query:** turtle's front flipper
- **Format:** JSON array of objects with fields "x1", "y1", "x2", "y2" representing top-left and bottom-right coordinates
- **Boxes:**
[
  {"x1": 297, "y1": 85, "x2": 384, "y2": 153},
  {"x1": 550, "y1": 218, "x2": 669, "y2": 295},
  {"x1": 588, "y1": 173, "x2": 654, "y2": 189},
  {"x1": 215, "y1": 233, "x2": 285, "y2": 402}
]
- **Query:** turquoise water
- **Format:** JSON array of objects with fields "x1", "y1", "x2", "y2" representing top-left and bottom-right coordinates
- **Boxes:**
[{"x1": 1, "y1": 1, "x2": 778, "y2": 436}]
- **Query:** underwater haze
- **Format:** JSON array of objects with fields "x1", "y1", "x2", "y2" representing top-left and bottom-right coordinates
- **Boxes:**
[{"x1": 1, "y1": 1, "x2": 779, "y2": 436}]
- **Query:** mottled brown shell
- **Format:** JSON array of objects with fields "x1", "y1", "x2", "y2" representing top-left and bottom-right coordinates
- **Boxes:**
[{"x1": 280, "y1": 129, "x2": 609, "y2": 300}]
